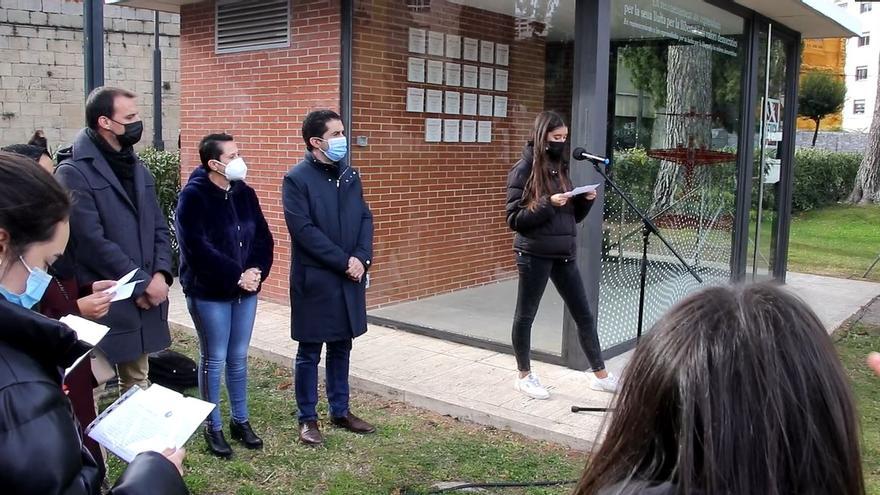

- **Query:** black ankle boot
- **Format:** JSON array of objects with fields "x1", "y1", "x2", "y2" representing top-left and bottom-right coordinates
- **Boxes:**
[
  {"x1": 203, "y1": 427, "x2": 233, "y2": 458},
  {"x1": 230, "y1": 420, "x2": 263, "y2": 449}
]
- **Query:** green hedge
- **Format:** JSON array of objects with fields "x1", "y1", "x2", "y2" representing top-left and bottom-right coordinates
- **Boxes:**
[
  {"x1": 791, "y1": 148, "x2": 861, "y2": 211},
  {"x1": 605, "y1": 147, "x2": 861, "y2": 215},
  {"x1": 140, "y1": 147, "x2": 181, "y2": 274}
]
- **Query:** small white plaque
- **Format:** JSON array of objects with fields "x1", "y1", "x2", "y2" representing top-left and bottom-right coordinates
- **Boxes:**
[
  {"x1": 446, "y1": 34, "x2": 461, "y2": 59},
  {"x1": 406, "y1": 87, "x2": 425, "y2": 112},
  {"x1": 462, "y1": 65, "x2": 478, "y2": 88},
  {"x1": 445, "y1": 91, "x2": 461, "y2": 115},
  {"x1": 462, "y1": 93, "x2": 478, "y2": 116},
  {"x1": 425, "y1": 89, "x2": 444, "y2": 113},
  {"x1": 479, "y1": 94, "x2": 494, "y2": 116},
  {"x1": 407, "y1": 57, "x2": 425, "y2": 83},
  {"x1": 443, "y1": 119, "x2": 460, "y2": 142},
  {"x1": 480, "y1": 40, "x2": 494, "y2": 64},
  {"x1": 408, "y1": 28, "x2": 426, "y2": 54},
  {"x1": 463, "y1": 37, "x2": 479, "y2": 61},
  {"x1": 428, "y1": 31, "x2": 445, "y2": 57},
  {"x1": 461, "y1": 119, "x2": 477, "y2": 142},
  {"x1": 425, "y1": 118, "x2": 442, "y2": 142},
  {"x1": 477, "y1": 120, "x2": 492, "y2": 143}
]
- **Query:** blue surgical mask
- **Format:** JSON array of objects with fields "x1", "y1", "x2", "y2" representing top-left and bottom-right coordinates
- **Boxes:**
[
  {"x1": 322, "y1": 136, "x2": 348, "y2": 162},
  {"x1": 0, "y1": 257, "x2": 52, "y2": 309}
]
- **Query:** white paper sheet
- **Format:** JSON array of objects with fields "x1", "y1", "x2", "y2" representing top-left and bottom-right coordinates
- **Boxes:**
[
  {"x1": 478, "y1": 121, "x2": 492, "y2": 143},
  {"x1": 480, "y1": 40, "x2": 495, "y2": 64},
  {"x1": 479, "y1": 94, "x2": 494, "y2": 117},
  {"x1": 463, "y1": 37, "x2": 479, "y2": 61},
  {"x1": 445, "y1": 62, "x2": 461, "y2": 86},
  {"x1": 425, "y1": 118, "x2": 442, "y2": 142},
  {"x1": 408, "y1": 28, "x2": 426, "y2": 54},
  {"x1": 479, "y1": 67, "x2": 494, "y2": 90},
  {"x1": 443, "y1": 119, "x2": 460, "y2": 142},
  {"x1": 406, "y1": 87, "x2": 425, "y2": 112},
  {"x1": 428, "y1": 31, "x2": 445, "y2": 56},
  {"x1": 426, "y1": 60, "x2": 444, "y2": 85},
  {"x1": 494, "y1": 69, "x2": 508, "y2": 92},
  {"x1": 407, "y1": 57, "x2": 425, "y2": 83},
  {"x1": 493, "y1": 95, "x2": 507, "y2": 118},
  {"x1": 102, "y1": 268, "x2": 142, "y2": 302},
  {"x1": 445, "y1": 34, "x2": 461, "y2": 59},
  {"x1": 495, "y1": 43, "x2": 509, "y2": 66},
  {"x1": 61, "y1": 315, "x2": 111, "y2": 377},
  {"x1": 87, "y1": 385, "x2": 215, "y2": 463},
  {"x1": 461, "y1": 93, "x2": 478, "y2": 116},
  {"x1": 462, "y1": 65, "x2": 478, "y2": 88},
  {"x1": 425, "y1": 89, "x2": 443, "y2": 113},
  {"x1": 461, "y1": 120, "x2": 477, "y2": 142},
  {"x1": 563, "y1": 183, "x2": 600, "y2": 198},
  {"x1": 445, "y1": 91, "x2": 461, "y2": 115}
]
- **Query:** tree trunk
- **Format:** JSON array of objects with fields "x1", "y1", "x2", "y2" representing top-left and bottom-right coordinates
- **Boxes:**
[
  {"x1": 649, "y1": 45, "x2": 713, "y2": 214},
  {"x1": 848, "y1": 52, "x2": 880, "y2": 204},
  {"x1": 812, "y1": 118, "x2": 820, "y2": 147}
]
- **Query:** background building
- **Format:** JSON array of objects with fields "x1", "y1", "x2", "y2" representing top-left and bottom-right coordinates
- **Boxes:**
[
  {"x1": 838, "y1": 0, "x2": 879, "y2": 131},
  {"x1": 111, "y1": 0, "x2": 859, "y2": 369},
  {"x1": 0, "y1": 0, "x2": 180, "y2": 151}
]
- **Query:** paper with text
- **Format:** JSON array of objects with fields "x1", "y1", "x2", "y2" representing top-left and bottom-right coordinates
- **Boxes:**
[
  {"x1": 563, "y1": 183, "x2": 600, "y2": 198},
  {"x1": 87, "y1": 384, "x2": 215, "y2": 463}
]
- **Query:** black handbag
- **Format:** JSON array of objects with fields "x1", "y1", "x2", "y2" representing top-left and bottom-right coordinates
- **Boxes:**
[{"x1": 148, "y1": 349, "x2": 198, "y2": 392}]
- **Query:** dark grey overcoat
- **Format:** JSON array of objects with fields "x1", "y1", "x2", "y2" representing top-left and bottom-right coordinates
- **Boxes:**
[{"x1": 55, "y1": 129, "x2": 172, "y2": 364}]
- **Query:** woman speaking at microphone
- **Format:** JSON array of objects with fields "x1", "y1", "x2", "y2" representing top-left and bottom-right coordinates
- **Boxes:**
[
  {"x1": 176, "y1": 134, "x2": 273, "y2": 458},
  {"x1": 505, "y1": 111, "x2": 618, "y2": 400}
]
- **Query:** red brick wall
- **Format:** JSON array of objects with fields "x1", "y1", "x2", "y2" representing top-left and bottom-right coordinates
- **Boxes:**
[
  {"x1": 179, "y1": 0, "x2": 341, "y2": 303},
  {"x1": 352, "y1": 0, "x2": 547, "y2": 307}
]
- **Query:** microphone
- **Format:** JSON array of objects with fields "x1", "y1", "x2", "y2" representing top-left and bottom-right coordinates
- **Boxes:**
[{"x1": 572, "y1": 147, "x2": 610, "y2": 165}]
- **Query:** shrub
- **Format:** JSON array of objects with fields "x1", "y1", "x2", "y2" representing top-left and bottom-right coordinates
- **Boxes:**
[
  {"x1": 140, "y1": 147, "x2": 181, "y2": 274},
  {"x1": 791, "y1": 148, "x2": 861, "y2": 211}
]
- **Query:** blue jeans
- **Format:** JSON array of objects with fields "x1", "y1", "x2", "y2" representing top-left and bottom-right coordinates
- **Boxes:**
[
  {"x1": 294, "y1": 340, "x2": 352, "y2": 423},
  {"x1": 186, "y1": 294, "x2": 258, "y2": 431}
]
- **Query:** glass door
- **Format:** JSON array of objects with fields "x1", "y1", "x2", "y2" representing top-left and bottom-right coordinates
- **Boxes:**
[{"x1": 748, "y1": 23, "x2": 791, "y2": 280}]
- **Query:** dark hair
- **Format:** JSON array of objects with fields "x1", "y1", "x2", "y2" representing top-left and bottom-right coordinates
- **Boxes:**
[
  {"x1": 1, "y1": 144, "x2": 50, "y2": 163},
  {"x1": 27, "y1": 130, "x2": 47, "y2": 150},
  {"x1": 198, "y1": 133, "x2": 235, "y2": 169},
  {"x1": 0, "y1": 152, "x2": 71, "y2": 265},
  {"x1": 522, "y1": 111, "x2": 569, "y2": 210},
  {"x1": 574, "y1": 284, "x2": 864, "y2": 495},
  {"x1": 302, "y1": 110, "x2": 341, "y2": 151},
  {"x1": 85, "y1": 86, "x2": 136, "y2": 130}
]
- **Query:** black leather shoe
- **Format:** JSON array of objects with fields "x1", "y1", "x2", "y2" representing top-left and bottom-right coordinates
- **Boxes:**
[
  {"x1": 203, "y1": 427, "x2": 233, "y2": 458},
  {"x1": 299, "y1": 420, "x2": 324, "y2": 446},
  {"x1": 230, "y1": 420, "x2": 263, "y2": 449},
  {"x1": 330, "y1": 412, "x2": 376, "y2": 434}
]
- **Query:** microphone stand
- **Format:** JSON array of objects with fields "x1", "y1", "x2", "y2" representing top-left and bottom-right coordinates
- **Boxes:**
[{"x1": 587, "y1": 158, "x2": 703, "y2": 341}]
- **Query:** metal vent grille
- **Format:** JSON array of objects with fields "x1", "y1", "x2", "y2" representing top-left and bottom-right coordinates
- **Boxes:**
[{"x1": 216, "y1": 0, "x2": 290, "y2": 54}]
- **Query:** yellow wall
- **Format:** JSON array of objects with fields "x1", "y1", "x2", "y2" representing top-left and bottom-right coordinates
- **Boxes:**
[{"x1": 797, "y1": 38, "x2": 846, "y2": 130}]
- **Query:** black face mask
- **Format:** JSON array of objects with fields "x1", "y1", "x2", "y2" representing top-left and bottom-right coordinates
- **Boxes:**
[
  {"x1": 110, "y1": 119, "x2": 144, "y2": 148},
  {"x1": 546, "y1": 141, "x2": 566, "y2": 160}
]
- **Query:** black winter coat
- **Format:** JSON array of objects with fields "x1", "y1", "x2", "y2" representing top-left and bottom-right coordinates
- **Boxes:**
[
  {"x1": 55, "y1": 129, "x2": 173, "y2": 364},
  {"x1": 0, "y1": 300, "x2": 188, "y2": 495},
  {"x1": 176, "y1": 167, "x2": 274, "y2": 301},
  {"x1": 505, "y1": 143, "x2": 593, "y2": 259},
  {"x1": 282, "y1": 152, "x2": 373, "y2": 343}
]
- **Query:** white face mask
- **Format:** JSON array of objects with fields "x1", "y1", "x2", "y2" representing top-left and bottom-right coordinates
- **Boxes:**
[{"x1": 218, "y1": 157, "x2": 247, "y2": 182}]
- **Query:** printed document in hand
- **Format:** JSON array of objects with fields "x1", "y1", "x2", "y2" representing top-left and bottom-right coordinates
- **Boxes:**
[
  {"x1": 103, "y1": 268, "x2": 144, "y2": 302},
  {"x1": 87, "y1": 384, "x2": 215, "y2": 463},
  {"x1": 563, "y1": 183, "x2": 600, "y2": 198},
  {"x1": 60, "y1": 315, "x2": 110, "y2": 377}
]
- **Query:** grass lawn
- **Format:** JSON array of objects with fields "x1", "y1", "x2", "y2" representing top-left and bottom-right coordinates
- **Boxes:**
[
  {"x1": 786, "y1": 204, "x2": 880, "y2": 282},
  {"x1": 104, "y1": 330, "x2": 585, "y2": 494},
  {"x1": 835, "y1": 317, "x2": 880, "y2": 495}
]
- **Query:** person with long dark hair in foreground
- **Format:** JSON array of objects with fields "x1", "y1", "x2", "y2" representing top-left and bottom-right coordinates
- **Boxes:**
[
  {"x1": 574, "y1": 283, "x2": 864, "y2": 495},
  {"x1": 506, "y1": 111, "x2": 618, "y2": 399}
]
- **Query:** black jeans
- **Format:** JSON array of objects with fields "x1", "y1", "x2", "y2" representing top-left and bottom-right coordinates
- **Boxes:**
[{"x1": 511, "y1": 252, "x2": 605, "y2": 373}]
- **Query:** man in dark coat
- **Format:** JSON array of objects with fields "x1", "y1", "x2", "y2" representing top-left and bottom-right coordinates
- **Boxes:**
[
  {"x1": 283, "y1": 109, "x2": 375, "y2": 446},
  {"x1": 56, "y1": 87, "x2": 173, "y2": 392}
]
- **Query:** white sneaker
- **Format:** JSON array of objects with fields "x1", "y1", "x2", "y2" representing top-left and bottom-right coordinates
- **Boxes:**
[
  {"x1": 514, "y1": 373, "x2": 550, "y2": 400},
  {"x1": 589, "y1": 372, "x2": 620, "y2": 393}
]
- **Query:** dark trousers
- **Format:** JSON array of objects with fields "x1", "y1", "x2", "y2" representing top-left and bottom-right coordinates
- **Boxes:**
[
  {"x1": 294, "y1": 339, "x2": 352, "y2": 423},
  {"x1": 511, "y1": 252, "x2": 605, "y2": 372}
]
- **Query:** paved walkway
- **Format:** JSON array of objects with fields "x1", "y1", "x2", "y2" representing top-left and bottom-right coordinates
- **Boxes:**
[{"x1": 167, "y1": 273, "x2": 880, "y2": 451}]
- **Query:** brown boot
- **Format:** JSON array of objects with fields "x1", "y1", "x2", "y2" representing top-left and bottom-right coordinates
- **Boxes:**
[
  {"x1": 299, "y1": 420, "x2": 323, "y2": 446},
  {"x1": 330, "y1": 412, "x2": 376, "y2": 434}
]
